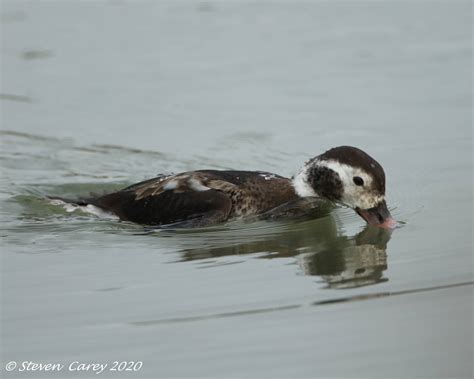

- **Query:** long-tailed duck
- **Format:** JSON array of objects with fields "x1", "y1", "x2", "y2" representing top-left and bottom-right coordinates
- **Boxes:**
[{"x1": 52, "y1": 146, "x2": 397, "y2": 229}]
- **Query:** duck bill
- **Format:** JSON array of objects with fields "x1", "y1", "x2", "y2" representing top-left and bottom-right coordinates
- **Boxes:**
[{"x1": 356, "y1": 200, "x2": 398, "y2": 229}]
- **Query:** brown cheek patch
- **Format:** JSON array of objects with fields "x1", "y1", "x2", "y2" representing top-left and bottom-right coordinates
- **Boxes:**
[{"x1": 308, "y1": 166, "x2": 343, "y2": 201}]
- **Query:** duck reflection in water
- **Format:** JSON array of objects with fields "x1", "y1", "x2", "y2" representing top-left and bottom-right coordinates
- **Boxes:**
[
  {"x1": 175, "y1": 213, "x2": 392, "y2": 289},
  {"x1": 296, "y1": 224, "x2": 390, "y2": 289}
]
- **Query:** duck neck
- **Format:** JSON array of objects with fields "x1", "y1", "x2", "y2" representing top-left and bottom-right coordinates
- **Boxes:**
[
  {"x1": 293, "y1": 161, "x2": 344, "y2": 202},
  {"x1": 292, "y1": 165, "x2": 318, "y2": 198}
]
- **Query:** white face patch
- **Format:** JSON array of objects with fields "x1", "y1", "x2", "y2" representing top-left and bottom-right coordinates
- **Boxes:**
[
  {"x1": 188, "y1": 177, "x2": 211, "y2": 192},
  {"x1": 292, "y1": 166, "x2": 317, "y2": 197},
  {"x1": 320, "y1": 159, "x2": 384, "y2": 209}
]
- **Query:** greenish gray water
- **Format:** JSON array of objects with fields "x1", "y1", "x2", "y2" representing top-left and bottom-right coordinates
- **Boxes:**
[{"x1": 1, "y1": 1, "x2": 472, "y2": 378}]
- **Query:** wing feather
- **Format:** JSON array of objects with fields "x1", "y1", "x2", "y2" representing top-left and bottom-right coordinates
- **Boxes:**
[
  {"x1": 93, "y1": 172, "x2": 234, "y2": 225},
  {"x1": 132, "y1": 172, "x2": 237, "y2": 200}
]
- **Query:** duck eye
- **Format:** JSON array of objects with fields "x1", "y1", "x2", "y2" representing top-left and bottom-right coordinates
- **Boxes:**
[{"x1": 353, "y1": 176, "x2": 364, "y2": 186}]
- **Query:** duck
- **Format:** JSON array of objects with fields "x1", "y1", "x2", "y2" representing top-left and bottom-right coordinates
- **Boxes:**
[{"x1": 51, "y1": 146, "x2": 397, "y2": 229}]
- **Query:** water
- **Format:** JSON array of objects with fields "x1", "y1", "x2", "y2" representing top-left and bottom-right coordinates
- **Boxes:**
[{"x1": 1, "y1": 1, "x2": 472, "y2": 378}]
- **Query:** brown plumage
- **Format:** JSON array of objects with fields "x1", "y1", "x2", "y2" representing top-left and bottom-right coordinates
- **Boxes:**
[{"x1": 87, "y1": 170, "x2": 298, "y2": 226}]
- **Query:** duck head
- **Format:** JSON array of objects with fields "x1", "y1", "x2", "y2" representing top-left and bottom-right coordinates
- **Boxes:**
[{"x1": 293, "y1": 146, "x2": 397, "y2": 229}]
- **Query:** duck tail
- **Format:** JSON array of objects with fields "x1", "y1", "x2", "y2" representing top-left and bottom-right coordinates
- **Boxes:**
[{"x1": 46, "y1": 195, "x2": 92, "y2": 206}]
